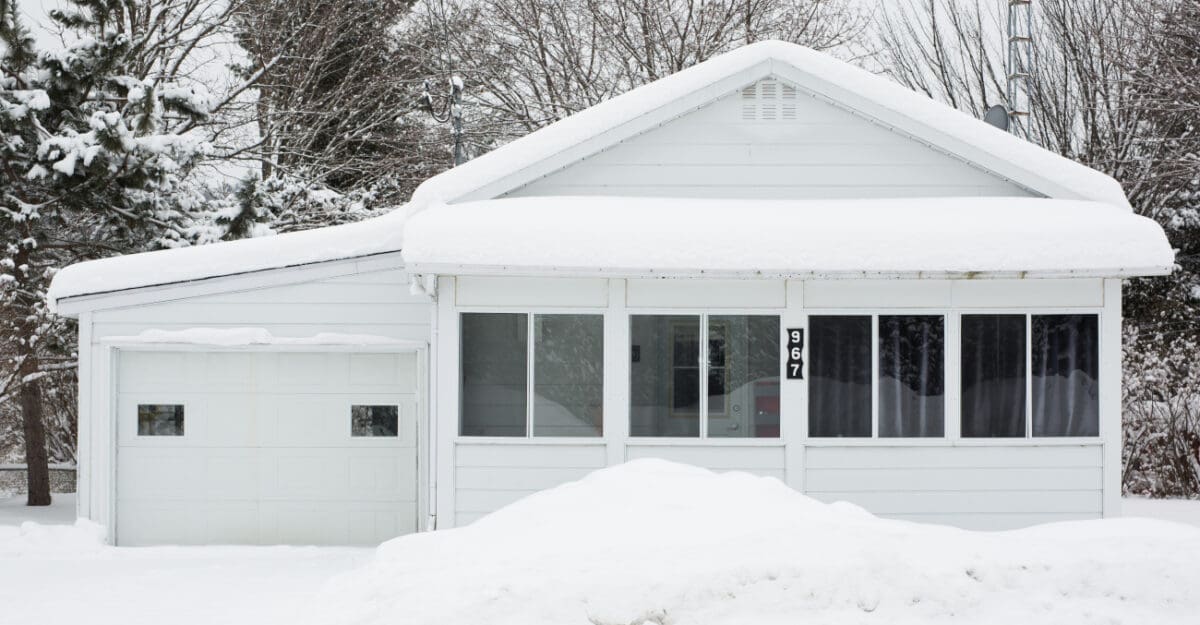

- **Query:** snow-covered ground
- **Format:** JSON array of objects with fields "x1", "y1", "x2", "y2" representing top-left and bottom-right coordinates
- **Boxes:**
[
  {"x1": 1, "y1": 470, "x2": 1198, "y2": 625},
  {"x1": 0, "y1": 494, "x2": 370, "y2": 625}
]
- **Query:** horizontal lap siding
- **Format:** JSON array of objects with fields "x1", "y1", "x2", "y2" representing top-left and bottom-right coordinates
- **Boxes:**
[
  {"x1": 625, "y1": 445, "x2": 787, "y2": 480},
  {"x1": 454, "y1": 443, "x2": 607, "y2": 523},
  {"x1": 805, "y1": 446, "x2": 1104, "y2": 529},
  {"x1": 505, "y1": 78, "x2": 1035, "y2": 200},
  {"x1": 92, "y1": 270, "x2": 431, "y2": 342}
]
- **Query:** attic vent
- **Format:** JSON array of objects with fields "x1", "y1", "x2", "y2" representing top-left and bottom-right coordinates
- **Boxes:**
[{"x1": 740, "y1": 78, "x2": 799, "y2": 121}]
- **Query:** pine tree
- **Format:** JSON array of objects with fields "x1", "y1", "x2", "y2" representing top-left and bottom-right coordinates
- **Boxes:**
[{"x1": 1, "y1": 0, "x2": 211, "y2": 504}]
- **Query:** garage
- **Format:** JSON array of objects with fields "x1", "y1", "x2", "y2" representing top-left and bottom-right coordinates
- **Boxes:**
[{"x1": 114, "y1": 349, "x2": 420, "y2": 546}]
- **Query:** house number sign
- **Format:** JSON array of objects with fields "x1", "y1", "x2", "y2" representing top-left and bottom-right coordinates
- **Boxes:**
[{"x1": 786, "y1": 328, "x2": 804, "y2": 380}]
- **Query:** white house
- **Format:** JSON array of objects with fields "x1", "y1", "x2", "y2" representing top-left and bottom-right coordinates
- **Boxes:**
[{"x1": 48, "y1": 41, "x2": 1174, "y2": 546}]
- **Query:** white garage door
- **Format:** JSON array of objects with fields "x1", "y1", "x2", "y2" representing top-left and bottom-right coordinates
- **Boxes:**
[{"x1": 115, "y1": 350, "x2": 420, "y2": 546}]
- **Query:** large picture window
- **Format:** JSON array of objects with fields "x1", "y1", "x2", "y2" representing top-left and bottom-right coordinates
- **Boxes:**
[
  {"x1": 630, "y1": 314, "x2": 779, "y2": 438},
  {"x1": 961, "y1": 314, "x2": 1099, "y2": 438},
  {"x1": 461, "y1": 312, "x2": 603, "y2": 437}
]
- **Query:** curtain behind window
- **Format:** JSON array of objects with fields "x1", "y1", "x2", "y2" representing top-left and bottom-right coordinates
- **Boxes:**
[
  {"x1": 961, "y1": 315, "x2": 1026, "y2": 437},
  {"x1": 809, "y1": 316, "x2": 872, "y2": 437},
  {"x1": 1032, "y1": 315, "x2": 1099, "y2": 436},
  {"x1": 879, "y1": 316, "x2": 944, "y2": 437}
]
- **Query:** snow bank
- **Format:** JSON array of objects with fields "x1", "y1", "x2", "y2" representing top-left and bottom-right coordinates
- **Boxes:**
[
  {"x1": 103, "y1": 328, "x2": 421, "y2": 347},
  {"x1": 408, "y1": 40, "x2": 1131, "y2": 211},
  {"x1": 0, "y1": 519, "x2": 105, "y2": 557},
  {"x1": 402, "y1": 196, "x2": 1174, "y2": 278},
  {"x1": 310, "y1": 460, "x2": 1200, "y2": 625},
  {"x1": 47, "y1": 210, "x2": 407, "y2": 307}
]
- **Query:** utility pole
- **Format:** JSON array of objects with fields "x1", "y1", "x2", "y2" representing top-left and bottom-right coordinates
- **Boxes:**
[
  {"x1": 421, "y1": 76, "x2": 467, "y2": 166},
  {"x1": 1007, "y1": 0, "x2": 1033, "y2": 139}
]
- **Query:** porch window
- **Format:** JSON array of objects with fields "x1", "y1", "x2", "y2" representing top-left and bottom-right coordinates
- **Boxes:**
[
  {"x1": 630, "y1": 315, "x2": 780, "y2": 438},
  {"x1": 460, "y1": 312, "x2": 603, "y2": 437},
  {"x1": 809, "y1": 315, "x2": 946, "y2": 438},
  {"x1": 808, "y1": 316, "x2": 872, "y2": 437},
  {"x1": 961, "y1": 314, "x2": 1099, "y2": 438},
  {"x1": 628, "y1": 314, "x2": 777, "y2": 436},
  {"x1": 1032, "y1": 315, "x2": 1099, "y2": 436},
  {"x1": 961, "y1": 315, "x2": 1026, "y2": 437}
]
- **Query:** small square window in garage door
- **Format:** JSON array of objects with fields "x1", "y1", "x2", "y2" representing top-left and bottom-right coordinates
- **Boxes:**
[
  {"x1": 351, "y1": 405, "x2": 399, "y2": 437},
  {"x1": 137, "y1": 404, "x2": 185, "y2": 436}
]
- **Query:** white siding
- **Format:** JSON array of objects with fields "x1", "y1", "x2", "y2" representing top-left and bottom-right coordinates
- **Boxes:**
[
  {"x1": 506, "y1": 77, "x2": 1037, "y2": 200},
  {"x1": 804, "y1": 445, "x2": 1104, "y2": 529},
  {"x1": 453, "y1": 443, "x2": 608, "y2": 524},
  {"x1": 625, "y1": 444, "x2": 786, "y2": 480},
  {"x1": 91, "y1": 270, "x2": 429, "y2": 341}
]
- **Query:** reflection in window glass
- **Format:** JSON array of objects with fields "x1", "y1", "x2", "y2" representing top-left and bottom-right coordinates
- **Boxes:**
[
  {"x1": 461, "y1": 313, "x2": 528, "y2": 436},
  {"x1": 708, "y1": 316, "x2": 780, "y2": 438},
  {"x1": 351, "y1": 405, "x2": 399, "y2": 437},
  {"x1": 534, "y1": 315, "x2": 604, "y2": 437},
  {"x1": 879, "y1": 316, "x2": 944, "y2": 437},
  {"x1": 808, "y1": 316, "x2": 872, "y2": 437},
  {"x1": 630, "y1": 315, "x2": 700, "y2": 437},
  {"x1": 1032, "y1": 315, "x2": 1099, "y2": 436},
  {"x1": 138, "y1": 404, "x2": 184, "y2": 436},
  {"x1": 961, "y1": 315, "x2": 1026, "y2": 437}
]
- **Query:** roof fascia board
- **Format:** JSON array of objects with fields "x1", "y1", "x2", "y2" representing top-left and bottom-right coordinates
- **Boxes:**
[
  {"x1": 55, "y1": 251, "x2": 408, "y2": 317},
  {"x1": 406, "y1": 262, "x2": 1172, "y2": 281},
  {"x1": 766, "y1": 62, "x2": 1077, "y2": 202},
  {"x1": 454, "y1": 60, "x2": 775, "y2": 203}
]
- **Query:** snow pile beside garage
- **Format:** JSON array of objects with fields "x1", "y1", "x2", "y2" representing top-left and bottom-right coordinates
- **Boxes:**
[
  {"x1": 0, "y1": 519, "x2": 105, "y2": 557},
  {"x1": 312, "y1": 459, "x2": 1200, "y2": 625}
]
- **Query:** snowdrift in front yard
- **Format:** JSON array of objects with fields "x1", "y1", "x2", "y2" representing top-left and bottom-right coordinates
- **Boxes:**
[{"x1": 312, "y1": 460, "x2": 1200, "y2": 625}]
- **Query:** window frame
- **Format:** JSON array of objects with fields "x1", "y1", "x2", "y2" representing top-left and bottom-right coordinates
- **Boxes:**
[
  {"x1": 802, "y1": 307, "x2": 1104, "y2": 444},
  {"x1": 806, "y1": 310, "x2": 950, "y2": 440},
  {"x1": 629, "y1": 311, "x2": 783, "y2": 440},
  {"x1": 350, "y1": 404, "x2": 401, "y2": 438},
  {"x1": 135, "y1": 402, "x2": 187, "y2": 438},
  {"x1": 458, "y1": 308, "x2": 607, "y2": 439},
  {"x1": 958, "y1": 310, "x2": 1102, "y2": 441}
]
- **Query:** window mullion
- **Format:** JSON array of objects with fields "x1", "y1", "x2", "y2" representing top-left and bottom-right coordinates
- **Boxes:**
[
  {"x1": 1025, "y1": 314, "x2": 1033, "y2": 439},
  {"x1": 699, "y1": 313, "x2": 708, "y2": 439},
  {"x1": 871, "y1": 314, "x2": 879, "y2": 439},
  {"x1": 527, "y1": 313, "x2": 536, "y2": 438}
]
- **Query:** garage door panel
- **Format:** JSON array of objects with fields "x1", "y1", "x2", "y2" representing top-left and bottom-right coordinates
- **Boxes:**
[
  {"x1": 261, "y1": 501, "x2": 417, "y2": 545},
  {"x1": 258, "y1": 448, "x2": 416, "y2": 502},
  {"x1": 200, "y1": 394, "x2": 258, "y2": 446},
  {"x1": 120, "y1": 448, "x2": 261, "y2": 501},
  {"x1": 117, "y1": 350, "x2": 420, "y2": 546},
  {"x1": 119, "y1": 352, "x2": 209, "y2": 392},
  {"x1": 350, "y1": 353, "x2": 417, "y2": 390},
  {"x1": 119, "y1": 450, "x2": 206, "y2": 498}
]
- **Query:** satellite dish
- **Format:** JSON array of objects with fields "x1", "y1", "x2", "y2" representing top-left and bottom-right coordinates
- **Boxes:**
[{"x1": 984, "y1": 104, "x2": 1010, "y2": 131}]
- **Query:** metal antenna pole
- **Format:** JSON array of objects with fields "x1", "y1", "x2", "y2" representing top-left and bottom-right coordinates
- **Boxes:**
[{"x1": 1007, "y1": 0, "x2": 1033, "y2": 140}]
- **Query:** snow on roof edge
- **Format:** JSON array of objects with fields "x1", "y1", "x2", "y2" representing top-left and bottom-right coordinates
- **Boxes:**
[
  {"x1": 406, "y1": 40, "x2": 1130, "y2": 213},
  {"x1": 47, "y1": 208, "x2": 409, "y2": 311},
  {"x1": 400, "y1": 196, "x2": 1173, "y2": 278}
]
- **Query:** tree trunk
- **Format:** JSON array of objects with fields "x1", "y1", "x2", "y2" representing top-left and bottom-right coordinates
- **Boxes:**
[{"x1": 19, "y1": 372, "x2": 51, "y2": 507}]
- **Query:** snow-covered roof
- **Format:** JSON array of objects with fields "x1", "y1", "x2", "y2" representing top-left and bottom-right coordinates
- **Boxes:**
[
  {"x1": 50, "y1": 41, "x2": 1148, "y2": 309},
  {"x1": 407, "y1": 40, "x2": 1131, "y2": 209},
  {"x1": 47, "y1": 210, "x2": 407, "y2": 308},
  {"x1": 401, "y1": 197, "x2": 1174, "y2": 279}
]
